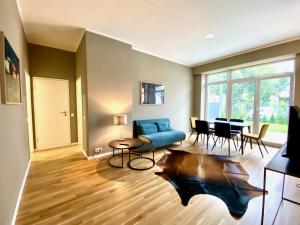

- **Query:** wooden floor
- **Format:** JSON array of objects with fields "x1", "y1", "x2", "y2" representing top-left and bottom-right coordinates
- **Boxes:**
[{"x1": 16, "y1": 138, "x2": 300, "y2": 225}]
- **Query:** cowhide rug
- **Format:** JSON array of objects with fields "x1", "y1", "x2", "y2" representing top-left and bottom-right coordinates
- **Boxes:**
[{"x1": 155, "y1": 150, "x2": 264, "y2": 217}]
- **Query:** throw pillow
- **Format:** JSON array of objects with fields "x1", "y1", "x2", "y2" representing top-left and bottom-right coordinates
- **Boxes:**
[
  {"x1": 139, "y1": 124, "x2": 158, "y2": 135},
  {"x1": 156, "y1": 122, "x2": 172, "y2": 132}
]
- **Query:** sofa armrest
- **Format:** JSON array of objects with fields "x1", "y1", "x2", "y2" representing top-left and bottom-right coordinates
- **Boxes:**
[{"x1": 138, "y1": 135, "x2": 152, "y2": 144}]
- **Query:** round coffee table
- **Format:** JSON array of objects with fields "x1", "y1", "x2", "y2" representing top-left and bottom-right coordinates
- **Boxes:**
[
  {"x1": 128, "y1": 143, "x2": 155, "y2": 170},
  {"x1": 108, "y1": 138, "x2": 144, "y2": 168}
]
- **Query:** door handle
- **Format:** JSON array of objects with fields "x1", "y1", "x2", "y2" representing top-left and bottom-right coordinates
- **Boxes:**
[{"x1": 60, "y1": 111, "x2": 67, "y2": 116}]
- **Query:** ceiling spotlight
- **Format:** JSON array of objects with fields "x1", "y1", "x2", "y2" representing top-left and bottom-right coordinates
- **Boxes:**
[{"x1": 205, "y1": 34, "x2": 215, "y2": 39}]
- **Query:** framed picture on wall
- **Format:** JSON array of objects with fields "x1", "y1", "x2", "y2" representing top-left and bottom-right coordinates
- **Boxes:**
[
  {"x1": 140, "y1": 81, "x2": 165, "y2": 105},
  {"x1": 0, "y1": 31, "x2": 21, "y2": 104}
]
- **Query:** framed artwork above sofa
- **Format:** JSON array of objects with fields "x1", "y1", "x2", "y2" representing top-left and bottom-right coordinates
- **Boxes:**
[{"x1": 140, "y1": 81, "x2": 164, "y2": 105}]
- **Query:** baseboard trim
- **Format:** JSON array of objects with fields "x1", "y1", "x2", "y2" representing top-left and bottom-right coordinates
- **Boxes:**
[
  {"x1": 70, "y1": 142, "x2": 79, "y2": 146},
  {"x1": 11, "y1": 160, "x2": 31, "y2": 225},
  {"x1": 87, "y1": 151, "x2": 116, "y2": 160},
  {"x1": 80, "y1": 148, "x2": 119, "y2": 160},
  {"x1": 81, "y1": 148, "x2": 88, "y2": 159}
]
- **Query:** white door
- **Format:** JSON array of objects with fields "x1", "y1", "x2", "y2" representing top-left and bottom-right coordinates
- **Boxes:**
[{"x1": 33, "y1": 77, "x2": 71, "y2": 150}]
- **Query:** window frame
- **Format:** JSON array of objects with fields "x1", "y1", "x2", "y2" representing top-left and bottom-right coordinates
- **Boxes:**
[{"x1": 204, "y1": 59, "x2": 295, "y2": 136}]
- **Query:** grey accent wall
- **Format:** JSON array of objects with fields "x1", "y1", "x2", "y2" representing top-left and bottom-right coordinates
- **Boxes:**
[
  {"x1": 132, "y1": 50, "x2": 193, "y2": 133},
  {"x1": 76, "y1": 31, "x2": 193, "y2": 156},
  {"x1": 193, "y1": 75, "x2": 201, "y2": 117},
  {"x1": 85, "y1": 31, "x2": 133, "y2": 156},
  {"x1": 28, "y1": 44, "x2": 78, "y2": 144},
  {"x1": 0, "y1": 0, "x2": 30, "y2": 224}
]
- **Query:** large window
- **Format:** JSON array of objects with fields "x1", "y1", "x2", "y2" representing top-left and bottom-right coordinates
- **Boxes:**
[
  {"x1": 231, "y1": 60, "x2": 294, "y2": 80},
  {"x1": 207, "y1": 83, "x2": 227, "y2": 121},
  {"x1": 204, "y1": 59, "x2": 294, "y2": 145},
  {"x1": 259, "y1": 77, "x2": 291, "y2": 142},
  {"x1": 206, "y1": 72, "x2": 228, "y2": 121},
  {"x1": 231, "y1": 81, "x2": 255, "y2": 126}
]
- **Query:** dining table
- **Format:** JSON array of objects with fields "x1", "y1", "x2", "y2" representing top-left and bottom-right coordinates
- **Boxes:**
[{"x1": 209, "y1": 120, "x2": 251, "y2": 155}]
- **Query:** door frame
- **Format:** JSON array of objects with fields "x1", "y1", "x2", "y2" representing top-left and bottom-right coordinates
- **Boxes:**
[
  {"x1": 76, "y1": 77, "x2": 83, "y2": 145},
  {"x1": 25, "y1": 70, "x2": 34, "y2": 152},
  {"x1": 32, "y1": 77, "x2": 71, "y2": 150}
]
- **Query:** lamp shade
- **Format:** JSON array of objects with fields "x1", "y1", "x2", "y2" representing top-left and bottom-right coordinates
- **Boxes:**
[{"x1": 114, "y1": 115, "x2": 127, "y2": 125}]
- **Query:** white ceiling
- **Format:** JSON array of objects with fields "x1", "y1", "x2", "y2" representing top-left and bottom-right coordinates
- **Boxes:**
[{"x1": 18, "y1": 0, "x2": 300, "y2": 66}]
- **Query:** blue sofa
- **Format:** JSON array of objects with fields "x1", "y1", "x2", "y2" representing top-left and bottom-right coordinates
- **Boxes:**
[{"x1": 133, "y1": 118, "x2": 186, "y2": 148}]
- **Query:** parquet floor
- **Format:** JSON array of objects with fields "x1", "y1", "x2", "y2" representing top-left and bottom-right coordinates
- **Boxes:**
[{"x1": 16, "y1": 138, "x2": 300, "y2": 225}]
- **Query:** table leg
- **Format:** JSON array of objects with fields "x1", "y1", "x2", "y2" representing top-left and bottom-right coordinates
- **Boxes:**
[
  {"x1": 108, "y1": 148, "x2": 125, "y2": 168},
  {"x1": 241, "y1": 130, "x2": 244, "y2": 155},
  {"x1": 261, "y1": 168, "x2": 267, "y2": 225},
  {"x1": 122, "y1": 149, "x2": 124, "y2": 168},
  {"x1": 272, "y1": 174, "x2": 286, "y2": 225},
  {"x1": 282, "y1": 174, "x2": 286, "y2": 199}
]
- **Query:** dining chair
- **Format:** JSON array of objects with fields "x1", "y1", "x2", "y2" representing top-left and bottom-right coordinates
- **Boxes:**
[
  {"x1": 230, "y1": 118, "x2": 244, "y2": 146},
  {"x1": 243, "y1": 124, "x2": 269, "y2": 158},
  {"x1": 211, "y1": 122, "x2": 238, "y2": 156},
  {"x1": 215, "y1": 118, "x2": 228, "y2": 145},
  {"x1": 193, "y1": 120, "x2": 214, "y2": 149},
  {"x1": 188, "y1": 117, "x2": 199, "y2": 140}
]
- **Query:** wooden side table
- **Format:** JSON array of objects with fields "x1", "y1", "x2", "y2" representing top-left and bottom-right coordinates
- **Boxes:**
[{"x1": 108, "y1": 138, "x2": 143, "y2": 168}]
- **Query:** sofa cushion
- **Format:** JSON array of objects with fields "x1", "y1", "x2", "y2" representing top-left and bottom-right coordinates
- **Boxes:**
[
  {"x1": 133, "y1": 118, "x2": 170, "y2": 138},
  {"x1": 156, "y1": 121, "x2": 171, "y2": 132},
  {"x1": 138, "y1": 124, "x2": 158, "y2": 135},
  {"x1": 142, "y1": 130, "x2": 186, "y2": 148}
]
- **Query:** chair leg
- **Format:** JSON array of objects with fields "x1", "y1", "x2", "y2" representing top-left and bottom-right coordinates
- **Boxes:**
[
  {"x1": 193, "y1": 133, "x2": 199, "y2": 146},
  {"x1": 250, "y1": 138, "x2": 253, "y2": 149},
  {"x1": 260, "y1": 140, "x2": 268, "y2": 154},
  {"x1": 221, "y1": 138, "x2": 226, "y2": 148},
  {"x1": 256, "y1": 140, "x2": 264, "y2": 158},
  {"x1": 211, "y1": 137, "x2": 219, "y2": 151},
  {"x1": 188, "y1": 129, "x2": 194, "y2": 140},
  {"x1": 243, "y1": 137, "x2": 248, "y2": 150},
  {"x1": 232, "y1": 138, "x2": 238, "y2": 151},
  {"x1": 211, "y1": 134, "x2": 215, "y2": 142},
  {"x1": 206, "y1": 135, "x2": 210, "y2": 150},
  {"x1": 228, "y1": 139, "x2": 231, "y2": 156}
]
